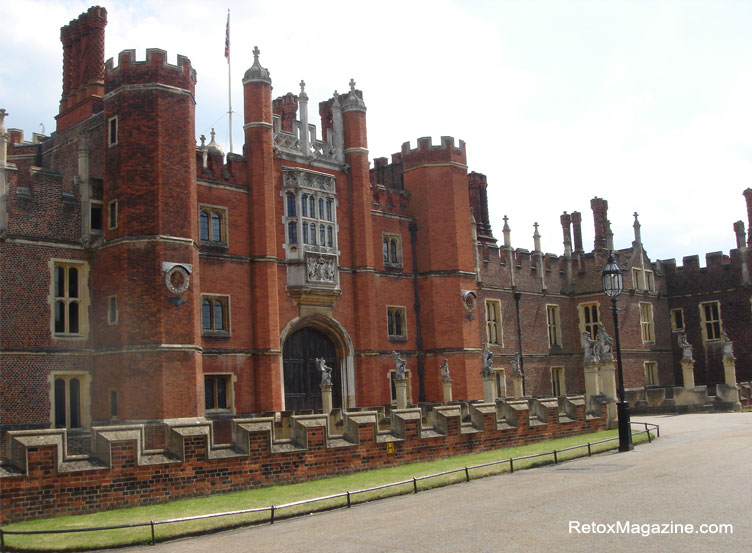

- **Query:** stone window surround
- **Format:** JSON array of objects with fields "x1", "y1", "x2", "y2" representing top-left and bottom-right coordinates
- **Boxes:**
[
  {"x1": 107, "y1": 295, "x2": 118, "y2": 325},
  {"x1": 201, "y1": 294, "x2": 231, "y2": 337},
  {"x1": 382, "y1": 233, "x2": 403, "y2": 268},
  {"x1": 639, "y1": 301, "x2": 655, "y2": 344},
  {"x1": 199, "y1": 204, "x2": 229, "y2": 247},
  {"x1": 386, "y1": 305, "x2": 408, "y2": 341},
  {"x1": 546, "y1": 303, "x2": 562, "y2": 347},
  {"x1": 49, "y1": 371, "x2": 91, "y2": 429},
  {"x1": 108, "y1": 199, "x2": 118, "y2": 230},
  {"x1": 644, "y1": 361, "x2": 659, "y2": 386},
  {"x1": 670, "y1": 308, "x2": 685, "y2": 332},
  {"x1": 578, "y1": 302, "x2": 600, "y2": 340},
  {"x1": 551, "y1": 366, "x2": 565, "y2": 396},
  {"x1": 204, "y1": 372, "x2": 236, "y2": 413},
  {"x1": 49, "y1": 259, "x2": 90, "y2": 340},
  {"x1": 485, "y1": 299, "x2": 503, "y2": 346},
  {"x1": 108, "y1": 115, "x2": 118, "y2": 147},
  {"x1": 699, "y1": 301, "x2": 722, "y2": 342}
]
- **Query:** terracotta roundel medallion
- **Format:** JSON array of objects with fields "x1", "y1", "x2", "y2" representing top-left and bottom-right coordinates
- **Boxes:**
[{"x1": 165, "y1": 265, "x2": 190, "y2": 295}]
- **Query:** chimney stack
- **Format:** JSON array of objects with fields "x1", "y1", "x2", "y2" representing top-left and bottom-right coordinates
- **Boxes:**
[
  {"x1": 571, "y1": 211, "x2": 583, "y2": 253},
  {"x1": 744, "y1": 188, "x2": 752, "y2": 248},
  {"x1": 590, "y1": 197, "x2": 609, "y2": 252}
]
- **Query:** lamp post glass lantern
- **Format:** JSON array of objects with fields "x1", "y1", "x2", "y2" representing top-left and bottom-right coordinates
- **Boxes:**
[{"x1": 602, "y1": 253, "x2": 633, "y2": 452}]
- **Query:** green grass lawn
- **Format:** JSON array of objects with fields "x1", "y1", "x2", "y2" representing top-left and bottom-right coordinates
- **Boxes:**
[{"x1": 1, "y1": 428, "x2": 654, "y2": 551}]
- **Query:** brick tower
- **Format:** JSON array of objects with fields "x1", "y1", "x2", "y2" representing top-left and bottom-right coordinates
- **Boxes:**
[
  {"x1": 94, "y1": 49, "x2": 203, "y2": 427},
  {"x1": 402, "y1": 137, "x2": 482, "y2": 400},
  {"x1": 242, "y1": 47, "x2": 283, "y2": 412}
]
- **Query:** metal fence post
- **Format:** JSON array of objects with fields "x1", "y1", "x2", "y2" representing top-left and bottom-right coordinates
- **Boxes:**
[
  {"x1": 413, "y1": 477, "x2": 418, "y2": 494},
  {"x1": 347, "y1": 491, "x2": 351, "y2": 508},
  {"x1": 587, "y1": 443, "x2": 591, "y2": 456},
  {"x1": 150, "y1": 521, "x2": 155, "y2": 546},
  {"x1": 553, "y1": 450, "x2": 558, "y2": 464},
  {"x1": 270, "y1": 505, "x2": 275, "y2": 524},
  {"x1": 464, "y1": 467, "x2": 470, "y2": 482},
  {"x1": 509, "y1": 458, "x2": 514, "y2": 473}
]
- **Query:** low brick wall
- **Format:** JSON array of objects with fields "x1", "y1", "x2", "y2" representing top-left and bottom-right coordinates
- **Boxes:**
[{"x1": 0, "y1": 397, "x2": 605, "y2": 524}]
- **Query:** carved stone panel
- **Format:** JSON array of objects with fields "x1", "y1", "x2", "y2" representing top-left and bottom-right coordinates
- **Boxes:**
[{"x1": 306, "y1": 253, "x2": 337, "y2": 284}]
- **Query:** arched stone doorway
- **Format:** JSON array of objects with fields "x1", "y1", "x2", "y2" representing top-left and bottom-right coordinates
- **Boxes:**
[{"x1": 282, "y1": 327, "x2": 342, "y2": 412}]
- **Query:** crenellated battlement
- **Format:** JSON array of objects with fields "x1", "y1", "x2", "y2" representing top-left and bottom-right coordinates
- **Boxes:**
[
  {"x1": 400, "y1": 136, "x2": 467, "y2": 167},
  {"x1": 660, "y1": 247, "x2": 750, "y2": 296},
  {"x1": 105, "y1": 49, "x2": 196, "y2": 93}
]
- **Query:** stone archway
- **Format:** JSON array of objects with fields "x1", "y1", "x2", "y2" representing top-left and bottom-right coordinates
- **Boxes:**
[{"x1": 280, "y1": 315, "x2": 355, "y2": 411}]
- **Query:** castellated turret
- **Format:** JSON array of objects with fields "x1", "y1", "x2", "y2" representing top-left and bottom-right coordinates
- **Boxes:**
[{"x1": 96, "y1": 48, "x2": 203, "y2": 422}]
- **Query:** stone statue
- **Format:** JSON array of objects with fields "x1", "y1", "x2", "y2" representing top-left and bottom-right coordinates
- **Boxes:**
[
  {"x1": 316, "y1": 357, "x2": 332, "y2": 386},
  {"x1": 582, "y1": 331, "x2": 597, "y2": 365},
  {"x1": 391, "y1": 351, "x2": 406, "y2": 381},
  {"x1": 595, "y1": 323, "x2": 614, "y2": 362},
  {"x1": 440, "y1": 358, "x2": 451, "y2": 382},
  {"x1": 482, "y1": 347, "x2": 494, "y2": 375},
  {"x1": 510, "y1": 353, "x2": 522, "y2": 377},
  {"x1": 722, "y1": 332, "x2": 734, "y2": 359},
  {"x1": 678, "y1": 333, "x2": 694, "y2": 363}
]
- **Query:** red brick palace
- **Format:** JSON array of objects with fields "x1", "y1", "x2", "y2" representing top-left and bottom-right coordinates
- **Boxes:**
[{"x1": 1, "y1": 6, "x2": 750, "y2": 451}]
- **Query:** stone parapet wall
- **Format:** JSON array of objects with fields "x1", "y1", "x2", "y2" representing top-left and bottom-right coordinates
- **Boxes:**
[{"x1": 0, "y1": 397, "x2": 604, "y2": 524}]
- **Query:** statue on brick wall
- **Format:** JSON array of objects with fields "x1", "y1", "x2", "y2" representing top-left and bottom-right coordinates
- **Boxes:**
[
  {"x1": 583, "y1": 332, "x2": 597, "y2": 364},
  {"x1": 392, "y1": 351, "x2": 406, "y2": 381},
  {"x1": 316, "y1": 357, "x2": 333, "y2": 386},
  {"x1": 595, "y1": 323, "x2": 614, "y2": 362},
  {"x1": 678, "y1": 333, "x2": 694, "y2": 362},
  {"x1": 482, "y1": 347, "x2": 494, "y2": 375},
  {"x1": 722, "y1": 331, "x2": 735, "y2": 359},
  {"x1": 440, "y1": 358, "x2": 451, "y2": 382}
]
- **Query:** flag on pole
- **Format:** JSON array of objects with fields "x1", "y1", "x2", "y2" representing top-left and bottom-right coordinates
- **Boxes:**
[{"x1": 224, "y1": 10, "x2": 230, "y2": 61}]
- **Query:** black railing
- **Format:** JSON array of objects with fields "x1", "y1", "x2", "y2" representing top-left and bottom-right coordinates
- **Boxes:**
[{"x1": 0, "y1": 422, "x2": 659, "y2": 551}]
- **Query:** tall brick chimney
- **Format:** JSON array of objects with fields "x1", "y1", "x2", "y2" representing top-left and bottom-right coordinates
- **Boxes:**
[
  {"x1": 590, "y1": 197, "x2": 609, "y2": 252},
  {"x1": 571, "y1": 211, "x2": 583, "y2": 253},
  {"x1": 272, "y1": 92, "x2": 298, "y2": 133},
  {"x1": 57, "y1": 6, "x2": 107, "y2": 132},
  {"x1": 560, "y1": 211, "x2": 572, "y2": 255},
  {"x1": 744, "y1": 188, "x2": 752, "y2": 247}
]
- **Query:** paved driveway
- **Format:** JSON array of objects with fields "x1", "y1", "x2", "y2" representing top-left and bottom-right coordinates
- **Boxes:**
[{"x1": 115, "y1": 412, "x2": 751, "y2": 553}]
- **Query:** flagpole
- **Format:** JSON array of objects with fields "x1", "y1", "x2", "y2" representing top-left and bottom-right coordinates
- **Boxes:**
[{"x1": 226, "y1": 9, "x2": 233, "y2": 154}]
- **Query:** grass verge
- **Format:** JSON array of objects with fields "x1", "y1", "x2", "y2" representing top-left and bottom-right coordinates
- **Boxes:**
[{"x1": 1, "y1": 428, "x2": 654, "y2": 551}]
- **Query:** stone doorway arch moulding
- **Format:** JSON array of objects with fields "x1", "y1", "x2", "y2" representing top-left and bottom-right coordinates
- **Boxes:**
[{"x1": 279, "y1": 314, "x2": 355, "y2": 409}]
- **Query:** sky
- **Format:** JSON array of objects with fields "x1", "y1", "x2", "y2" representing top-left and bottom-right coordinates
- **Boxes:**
[{"x1": 3, "y1": 0, "x2": 751, "y2": 265}]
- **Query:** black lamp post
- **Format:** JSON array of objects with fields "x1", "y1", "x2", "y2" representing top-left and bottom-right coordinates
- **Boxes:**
[{"x1": 602, "y1": 252, "x2": 634, "y2": 452}]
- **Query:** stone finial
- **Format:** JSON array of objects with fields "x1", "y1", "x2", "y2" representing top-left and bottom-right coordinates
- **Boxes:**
[
  {"x1": 633, "y1": 212, "x2": 642, "y2": 246},
  {"x1": 502, "y1": 215, "x2": 511, "y2": 248},
  {"x1": 206, "y1": 128, "x2": 224, "y2": 156},
  {"x1": 678, "y1": 332, "x2": 694, "y2": 362},
  {"x1": 0, "y1": 109, "x2": 7, "y2": 132},
  {"x1": 199, "y1": 134, "x2": 206, "y2": 148},
  {"x1": 243, "y1": 45, "x2": 271, "y2": 84},
  {"x1": 299, "y1": 79, "x2": 308, "y2": 101},
  {"x1": 342, "y1": 78, "x2": 366, "y2": 113},
  {"x1": 533, "y1": 222, "x2": 541, "y2": 253}
]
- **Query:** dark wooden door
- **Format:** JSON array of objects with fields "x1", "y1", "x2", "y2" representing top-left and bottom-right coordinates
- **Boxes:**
[{"x1": 283, "y1": 327, "x2": 340, "y2": 412}]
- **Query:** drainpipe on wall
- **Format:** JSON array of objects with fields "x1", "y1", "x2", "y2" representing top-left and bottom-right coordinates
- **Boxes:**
[
  {"x1": 514, "y1": 291, "x2": 526, "y2": 396},
  {"x1": 409, "y1": 221, "x2": 426, "y2": 402}
]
